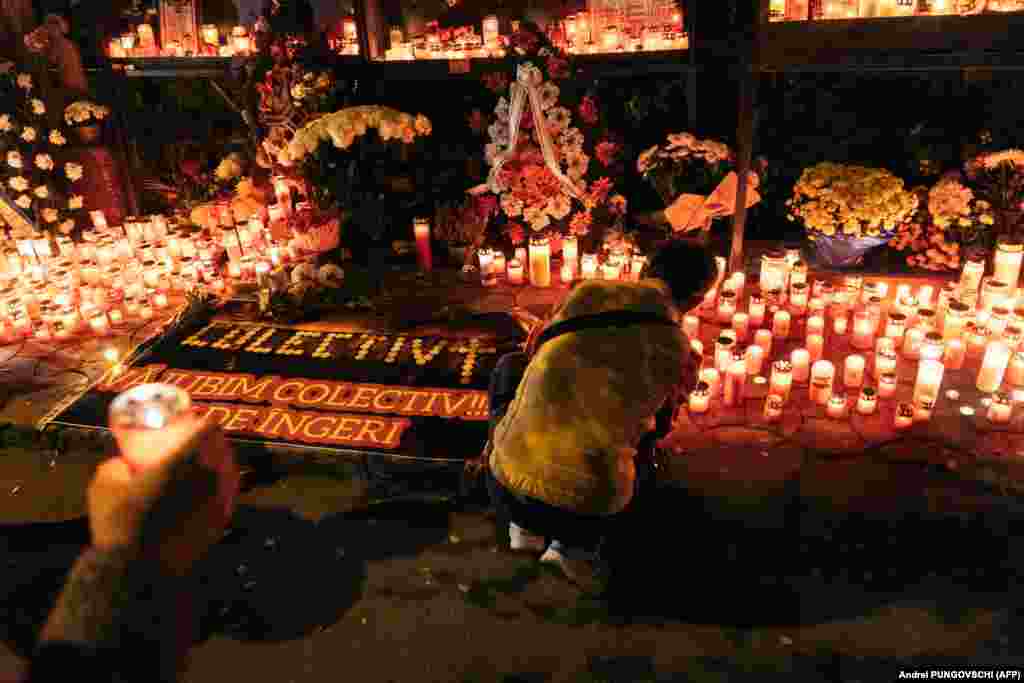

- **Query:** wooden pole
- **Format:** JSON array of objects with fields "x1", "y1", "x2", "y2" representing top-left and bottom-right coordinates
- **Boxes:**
[
  {"x1": 729, "y1": 0, "x2": 767, "y2": 274},
  {"x1": 687, "y1": 0, "x2": 697, "y2": 128}
]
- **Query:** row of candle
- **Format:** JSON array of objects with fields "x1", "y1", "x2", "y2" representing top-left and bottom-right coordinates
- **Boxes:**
[{"x1": 476, "y1": 236, "x2": 647, "y2": 287}]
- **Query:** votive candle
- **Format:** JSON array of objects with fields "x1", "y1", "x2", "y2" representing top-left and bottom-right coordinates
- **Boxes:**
[
  {"x1": 988, "y1": 392, "x2": 1013, "y2": 424},
  {"x1": 772, "y1": 310, "x2": 791, "y2": 339},
  {"x1": 878, "y1": 372, "x2": 898, "y2": 398},
  {"x1": 857, "y1": 387, "x2": 878, "y2": 415},
  {"x1": 718, "y1": 292, "x2": 737, "y2": 324},
  {"x1": 731, "y1": 312, "x2": 749, "y2": 342},
  {"x1": 851, "y1": 311, "x2": 874, "y2": 350},
  {"x1": 748, "y1": 295, "x2": 766, "y2": 327},
  {"x1": 827, "y1": 393, "x2": 847, "y2": 419},
  {"x1": 844, "y1": 354, "x2": 866, "y2": 388},
  {"x1": 506, "y1": 259, "x2": 524, "y2": 285},
  {"x1": 810, "y1": 360, "x2": 835, "y2": 405},
  {"x1": 902, "y1": 328, "x2": 924, "y2": 359},
  {"x1": 746, "y1": 344, "x2": 765, "y2": 376},
  {"x1": 688, "y1": 382, "x2": 711, "y2": 414},
  {"x1": 791, "y1": 348, "x2": 810, "y2": 383},
  {"x1": 700, "y1": 368, "x2": 721, "y2": 399},
  {"x1": 1006, "y1": 351, "x2": 1024, "y2": 386},
  {"x1": 978, "y1": 341, "x2": 1012, "y2": 393},
  {"x1": 807, "y1": 333, "x2": 824, "y2": 362},
  {"x1": 562, "y1": 236, "x2": 578, "y2": 276},
  {"x1": 770, "y1": 360, "x2": 793, "y2": 402},
  {"x1": 723, "y1": 358, "x2": 746, "y2": 407},
  {"x1": 806, "y1": 315, "x2": 825, "y2": 338},
  {"x1": 413, "y1": 217, "x2": 433, "y2": 271},
  {"x1": 581, "y1": 253, "x2": 597, "y2": 280},
  {"x1": 683, "y1": 314, "x2": 700, "y2": 339},
  {"x1": 763, "y1": 394, "x2": 784, "y2": 422},
  {"x1": 529, "y1": 236, "x2": 551, "y2": 287},
  {"x1": 914, "y1": 359, "x2": 945, "y2": 404},
  {"x1": 754, "y1": 329, "x2": 773, "y2": 357},
  {"x1": 833, "y1": 314, "x2": 849, "y2": 335},
  {"x1": 943, "y1": 338, "x2": 966, "y2": 370},
  {"x1": 894, "y1": 402, "x2": 915, "y2": 428}
]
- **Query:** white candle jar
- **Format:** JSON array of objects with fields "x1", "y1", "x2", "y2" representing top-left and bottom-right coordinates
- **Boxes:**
[
  {"x1": 993, "y1": 238, "x2": 1023, "y2": 290},
  {"x1": 769, "y1": 360, "x2": 793, "y2": 402},
  {"x1": 760, "y1": 250, "x2": 788, "y2": 293},
  {"x1": 988, "y1": 392, "x2": 1013, "y2": 424},
  {"x1": 981, "y1": 278, "x2": 1010, "y2": 312},
  {"x1": 978, "y1": 341, "x2": 1012, "y2": 393},
  {"x1": 809, "y1": 360, "x2": 835, "y2": 405}
]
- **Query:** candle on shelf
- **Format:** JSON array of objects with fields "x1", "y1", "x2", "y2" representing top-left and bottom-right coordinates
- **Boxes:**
[
  {"x1": 851, "y1": 311, "x2": 874, "y2": 350},
  {"x1": 810, "y1": 360, "x2": 836, "y2": 405},
  {"x1": 688, "y1": 382, "x2": 711, "y2": 414},
  {"x1": 978, "y1": 341, "x2": 1012, "y2": 393},
  {"x1": 580, "y1": 253, "x2": 597, "y2": 280},
  {"x1": 894, "y1": 402, "x2": 915, "y2": 429},
  {"x1": 700, "y1": 368, "x2": 721, "y2": 399},
  {"x1": 754, "y1": 328, "x2": 773, "y2": 357},
  {"x1": 772, "y1": 310, "x2": 791, "y2": 339},
  {"x1": 994, "y1": 237, "x2": 1023, "y2": 290},
  {"x1": 769, "y1": 360, "x2": 793, "y2": 402},
  {"x1": 806, "y1": 315, "x2": 825, "y2": 338},
  {"x1": 844, "y1": 355, "x2": 866, "y2": 388},
  {"x1": 988, "y1": 392, "x2": 1013, "y2": 424},
  {"x1": 1007, "y1": 351, "x2": 1024, "y2": 386},
  {"x1": 763, "y1": 394, "x2": 784, "y2": 422},
  {"x1": 790, "y1": 348, "x2": 811, "y2": 383},
  {"x1": 748, "y1": 295, "x2": 766, "y2": 327},
  {"x1": 878, "y1": 372, "x2": 898, "y2": 398},
  {"x1": 827, "y1": 393, "x2": 848, "y2": 419},
  {"x1": 807, "y1": 333, "x2": 824, "y2": 362},
  {"x1": 746, "y1": 344, "x2": 765, "y2": 376},
  {"x1": 943, "y1": 338, "x2": 966, "y2": 370},
  {"x1": 682, "y1": 314, "x2": 700, "y2": 339},
  {"x1": 902, "y1": 328, "x2": 925, "y2": 359},
  {"x1": 725, "y1": 312, "x2": 747, "y2": 343},
  {"x1": 914, "y1": 359, "x2": 945, "y2": 404},
  {"x1": 413, "y1": 217, "x2": 433, "y2": 271},
  {"x1": 723, "y1": 358, "x2": 747, "y2": 408}
]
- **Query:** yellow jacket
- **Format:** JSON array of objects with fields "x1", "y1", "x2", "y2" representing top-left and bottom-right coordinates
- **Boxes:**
[{"x1": 489, "y1": 279, "x2": 686, "y2": 516}]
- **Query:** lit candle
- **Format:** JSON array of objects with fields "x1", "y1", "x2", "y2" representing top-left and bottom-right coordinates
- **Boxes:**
[
  {"x1": 700, "y1": 368, "x2": 721, "y2": 399},
  {"x1": 917, "y1": 284, "x2": 934, "y2": 308},
  {"x1": 772, "y1": 310, "x2": 791, "y2": 339},
  {"x1": 789, "y1": 282, "x2": 809, "y2": 314},
  {"x1": 601, "y1": 261, "x2": 621, "y2": 281},
  {"x1": 748, "y1": 295, "x2": 766, "y2": 327},
  {"x1": 492, "y1": 252, "x2": 507, "y2": 280},
  {"x1": 153, "y1": 291, "x2": 169, "y2": 309},
  {"x1": 827, "y1": 393, "x2": 847, "y2": 419},
  {"x1": 844, "y1": 355, "x2": 866, "y2": 388},
  {"x1": 731, "y1": 312, "x2": 749, "y2": 342},
  {"x1": 902, "y1": 328, "x2": 924, "y2": 359},
  {"x1": 851, "y1": 311, "x2": 874, "y2": 350},
  {"x1": 88, "y1": 311, "x2": 111, "y2": 336},
  {"x1": 790, "y1": 348, "x2": 811, "y2": 383},
  {"x1": 988, "y1": 392, "x2": 1013, "y2": 424},
  {"x1": 630, "y1": 254, "x2": 646, "y2": 281},
  {"x1": 914, "y1": 394, "x2": 936, "y2": 422},
  {"x1": 878, "y1": 372, "x2": 898, "y2": 398},
  {"x1": 806, "y1": 315, "x2": 825, "y2": 338},
  {"x1": 810, "y1": 360, "x2": 836, "y2": 405},
  {"x1": 201, "y1": 24, "x2": 219, "y2": 46},
  {"x1": 728, "y1": 272, "x2": 746, "y2": 301},
  {"x1": 482, "y1": 14, "x2": 500, "y2": 46},
  {"x1": 234, "y1": 34, "x2": 251, "y2": 53},
  {"x1": 506, "y1": 259, "x2": 524, "y2": 285},
  {"x1": 763, "y1": 394, "x2": 784, "y2": 422},
  {"x1": 943, "y1": 301, "x2": 971, "y2": 340},
  {"x1": 769, "y1": 360, "x2": 793, "y2": 402},
  {"x1": 978, "y1": 341, "x2": 1012, "y2": 393},
  {"x1": 754, "y1": 329, "x2": 773, "y2": 357},
  {"x1": 682, "y1": 314, "x2": 700, "y2": 339},
  {"x1": 715, "y1": 336, "x2": 736, "y2": 373},
  {"x1": 885, "y1": 312, "x2": 907, "y2": 341},
  {"x1": 856, "y1": 387, "x2": 878, "y2": 415},
  {"x1": 562, "y1": 236, "x2": 578, "y2": 276},
  {"x1": 833, "y1": 314, "x2": 849, "y2": 335},
  {"x1": 894, "y1": 402, "x2": 915, "y2": 429},
  {"x1": 807, "y1": 334, "x2": 824, "y2": 362},
  {"x1": 413, "y1": 217, "x2": 432, "y2": 271},
  {"x1": 686, "y1": 381, "x2": 712, "y2": 414},
  {"x1": 960, "y1": 251, "x2": 986, "y2": 293},
  {"x1": 943, "y1": 338, "x2": 966, "y2": 370},
  {"x1": 580, "y1": 253, "x2": 597, "y2": 280},
  {"x1": 745, "y1": 344, "x2": 765, "y2": 376},
  {"x1": 989, "y1": 306, "x2": 1011, "y2": 337},
  {"x1": 874, "y1": 348, "x2": 898, "y2": 380},
  {"x1": 723, "y1": 358, "x2": 746, "y2": 408},
  {"x1": 717, "y1": 291, "x2": 737, "y2": 323},
  {"x1": 994, "y1": 238, "x2": 1023, "y2": 290},
  {"x1": 921, "y1": 332, "x2": 945, "y2": 362},
  {"x1": 1007, "y1": 351, "x2": 1024, "y2": 386},
  {"x1": 914, "y1": 359, "x2": 945, "y2": 404},
  {"x1": 560, "y1": 262, "x2": 573, "y2": 284}
]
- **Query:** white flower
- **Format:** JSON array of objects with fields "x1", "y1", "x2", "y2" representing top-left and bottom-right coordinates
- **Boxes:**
[
  {"x1": 495, "y1": 97, "x2": 510, "y2": 123},
  {"x1": 547, "y1": 194, "x2": 572, "y2": 220},
  {"x1": 20, "y1": 126, "x2": 35, "y2": 142},
  {"x1": 8, "y1": 176, "x2": 27, "y2": 192},
  {"x1": 488, "y1": 121, "x2": 509, "y2": 146},
  {"x1": 33, "y1": 185, "x2": 48, "y2": 199},
  {"x1": 0, "y1": 114, "x2": 11, "y2": 132},
  {"x1": 15, "y1": 194, "x2": 30, "y2": 209},
  {"x1": 64, "y1": 162, "x2": 83, "y2": 181},
  {"x1": 291, "y1": 83, "x2": 307, "y2": 100},
  {"x1": 568, "y1": 155, "x2": 589, "y2": 181},
  {"x1": 35, "y1": 153, "x2": 54, "y2": 170},
  {"x1": 41, "y1": 208, "x2": 58, "y2": 223},
  {"x1": 48, "y1": 130, "x2": 66, "y2": 146},
  {"x1": 291, "y1": 263, "x2": 316, "y2": 283},
  {"x1": 7, "y1": 151, "x2": 22, "y2": 169},
  {"x1": 317, "y1": 263, "x2": 345, "y2": 287},
  {"x1": 538, "y1": 47, "x2": 552, "y2": 57},
  {"x1": 16, "y1": 73, "x2": 31, "y2": 90},
  {"x1": 68, "y1": 195, "x2": 83, "y2": 209},
  {"x1": 501, "y1": 194, "x2": 523, "y2": 217},
  {"x1": 59, "y1": 219, "x2": 75, "y2": 234},
  {"x1": 30, "y1": 99, "x2": 45, "y2": 115},
  {"x1": 539, "y1": 82, "x2": 560, "y2": 110}
]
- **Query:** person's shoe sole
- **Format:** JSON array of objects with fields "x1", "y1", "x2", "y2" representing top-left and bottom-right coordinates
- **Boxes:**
[{"x1": 509, "y1": 524, "x2": 546, "y2": 552}]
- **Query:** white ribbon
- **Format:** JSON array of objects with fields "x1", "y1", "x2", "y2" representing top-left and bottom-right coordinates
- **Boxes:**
[{"x1": 486, "y1": 64, "x2": 584, "y2": 201}]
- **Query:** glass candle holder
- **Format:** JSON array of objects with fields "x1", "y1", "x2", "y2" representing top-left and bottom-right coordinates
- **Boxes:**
[
  {"x1": 715, "y1": 335, "x2": 736, "y2": 373},
  {"x1": 806, "y1": 315, "x2": 825, "y2": 338},
  {"x1": 914, "y1": 359, "x2": 945, "y2": 404},
  {"x1": 731, "y1": 312, "x2": 749, "y2": 342},
  {"x1": 1006, "y1": 351, "x2": 1024, "y2": 386},
  {"x1": 772, "y1": 309, "x2": 791, "y2": 339},
  {"x1": 717, "y1": 290, "x2": 737, "y2": 323},
  {"x1": 827, "y1": 393, "x2": 848, "y2": 419},
  {"x1": 844, "y1": 354, "x2": 866, "y2": 388},
  {"x1": 748, "y1": 294, "x2": 766, "y2": 327},
  {"x1": 700, "y1": 368, "x2": 720, "y2": 399},
  {"x1": 844, "y1": 274, "x2": 863, "y2": 298},
  {"x1": 760, "y1": 250, "x2": 788, "y2": 293},
  {"x1": 790, "y1": 260, "x2": 808, "y2": 287},
  {"x1": 763, "y1": 394, "x2": 784, "y2": 422},
  {"x1": 809, "y1": 360, "x2": 835, "y2": 405},
  {"x1": 833, "y1": 314, "x2": 849, "y2": 335},
  {"x1": 915, "y1": 308, "x2": 937, "y2": 333},
  {"x1": 580, "y1": 253, "x2": 598, "y2": 280},
  {"x1": 769, "y1": 360, "x2": 793, "y2": 402},
  {"x1": 862, "y1": 280, "x2": 885, "y2": 305},
  {"x1": 978, "y1": 341, "x2": 1012, "y2": 393},
  {"x1": 967, "y1": 324, "x2": 991, "y2": 357},
  {"x1": 790, "y1": 348, "x2": 811, "y2": 382},
  {"x1": 878, "y1": 372, "x2": 898, "y2": 398},
  {"x1": 885, "y1": 312, "x2": 907, "y2": 341},
  {"x1": 894, "y1": 402, "x2": 915, "y2": 429},
  {"x1": 754, "y1": 329, "x2": 773, "y2": 357},
  {"x1": 989, "y1": 306, "x2": 1011, "y2": 337},
  {"x1": 745, "y1": 344, "x2": 765, "y2": 376},
  {"x1": 994, "y1": 237, "x2": 1023, "y2": 290},
  {"x1": 921, "y1": 332, "x2": 945, "y2": 362},
  {"x1": 960, "y1": 249, "x2": 986, "y2": 293},
  {"x1": 807, "y1": 333, "x2": 824, "y2": 362},
  {"x1": 723, "y1": 356, "x2": 747, "y2": 408},
  {"x1": 981, "y1": 278, "x2": 1010, "y2": 312},
  {"x1": 688, "y1": 382, "x2": 711, "y2": 414},
  {"x1": 988, "y1": 392, "x2": 1013, "y2": 424},
  {"x1": 789, "y1": 282, "x2": 809, "y2": 313},
  {"x1": 1004, "y1": 325, "x2": 1022, "y2": 350},
  {"x1": 902, "y1": 328, "x2": 925, "y2": 359}
]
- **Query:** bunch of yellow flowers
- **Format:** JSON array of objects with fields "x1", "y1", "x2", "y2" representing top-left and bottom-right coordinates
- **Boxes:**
[
  {"x1": 787, "y1": 162, "x2": 919, "y2": 241},
  {"x1": 278, "y1": 106, "x2": 432, "y2": 167}
]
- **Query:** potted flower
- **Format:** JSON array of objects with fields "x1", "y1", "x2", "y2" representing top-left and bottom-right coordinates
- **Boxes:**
[
  {"x1": 63, "y1": 101, "x2": 110, "y2": 144},
  {"x1": 433, "y1": 196, "x2": 494, "y2": 265},
  {"x1": 788, "y1": 162, "x2": 919, "y2": 268},
  {"x1": 964, "y1": 149, "x2": 1024, "y2": 238},
  {"x1": 889, "y1": 177, "x2": 994, "y2": 272}
]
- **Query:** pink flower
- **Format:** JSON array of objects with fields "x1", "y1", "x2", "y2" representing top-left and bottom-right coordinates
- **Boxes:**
[
  {"x1": 547, "y1": 56, "x2": 570, "y2": 80},
  {"x1": 578, "y1": 96, "x2": 599, "y2": 125},
  {"x1": 595, "y1": 141, "x2": 620, "y2": 167}
]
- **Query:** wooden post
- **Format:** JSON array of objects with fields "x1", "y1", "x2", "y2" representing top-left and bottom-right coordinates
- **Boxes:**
[
  {"x1": 687, "y1": 0, "x2": 697, "y2": 128},
  {"x1": 729, "y1": 0, "x2": 767, "y2": 274}
]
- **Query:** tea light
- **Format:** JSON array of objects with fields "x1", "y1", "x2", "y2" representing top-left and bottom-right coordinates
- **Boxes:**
[
  {"x1": 878, "y1": 372, "x2": 898, "y2": 398},
  {"x1": 807, "y1": 333, "x2": 824, "y2": 362},
  {"x1": 978, "y1": 341, "x2": 1012, "y2": 393},
  {"x1": 943, "y1": 338, "x2": 966, "y2": 370},
  {"x1": 763, "y1": 394, "x2": 784, "y2": 422},
  {"x1": 688, "y1": 382, "x2": 711, "y2": 414},
  {"x1": 791, "y1": 349, "x2": 811, "y2": 383},
  {"x1": 745, "y1": 344, "x2": 765, "y2": 376},
  {"x1": 809, "y1": 360, "x2": 835, "y2": 405},
  {"x1": 723, "y1": 358, "x2": 747, "y2": 408},
  {"x1": 700, "y1": 368, "x2": 721, "y2": 399},
  {"x1": 885, "y1": 312, "x2": 907, "y2": 341},
  {"x1": 833, "y1": 314, "x2": 849, "y2": 335},
  {"x1": 413, "y1": 217, "x2": 433, "y2": 272},
  {"x1": 731, "y1": 312, "x2": 749, "y2": 342},
  {"x1": 772, "y1": 310, "x2": 791, "y2": 339},
  {"x1": 769, "y1": 360, "x2": 793, "y2": 402},
  {"x1": 902, "y1": 328, "x2": 924, "y2": 359},
  {"x1": 844, "y1": 355, "x2": 866, "y2": 388},
  {"x1": 717, "y1": 291, "x2": 737, "y2": 323},
  {"x1": 806, "y1": 315, "x2": 825, "y2": 338},
  {"x1": 894, "y1": 402, "x2": 915, "y2": 429},
  {"x1": 682, "y1": 314, "x2": 700, "y2": 339},
  {"x1": 914, "y1": 359, "x2": 945, "y2": 404},
  {"x1": 988, "y1": 392, "x2": 1013, "y2": 424},
  {"x1": 748, "y1": 295, "x2": 766, "y2": 327},
  {"x1": 580, "y1": 253, "x2": 598, "y2": 280},
  {"x1": 827, "y1": 393, "x2": 847, "y2": 419},
  {"x1": 754, "y1": 329, "x2": 773, "y2": 357},
  {"x1": 851, "y1": 311, "x2": 874, "y2": 350}
]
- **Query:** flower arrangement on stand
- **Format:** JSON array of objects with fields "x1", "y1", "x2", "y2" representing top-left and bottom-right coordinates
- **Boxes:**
[
  {"x1": 964, "y1": 149, "x2": 1024, "y2": 237},
  {"x1": 788, "y1": 162, "x2": 919, "y2": 268},
  {"x1": 889, "y1": 177, "x2": 994, "y2": 271},
  {"x1": 0, "y1": 69, "x2": 85, "y2": 241},
  {"x1": 478, "y1": 23, "x2": 627, "y2": 257}
]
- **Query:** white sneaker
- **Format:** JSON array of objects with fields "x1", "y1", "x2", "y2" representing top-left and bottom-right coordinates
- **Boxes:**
[
  {"x1": 540, "y1": 542, "x2": 610, "y2": 594},
  {"x1": 509, "y1": 523, "x2": 546, "y2": 552}
]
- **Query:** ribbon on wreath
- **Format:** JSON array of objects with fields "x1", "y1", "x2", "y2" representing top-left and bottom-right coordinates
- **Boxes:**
[
  {"x1": 664, "y1": 171, "x2": 762, "y2": 233},
  {"x1": 479, "y1": 64, "x2": 584, "y2": 201}
]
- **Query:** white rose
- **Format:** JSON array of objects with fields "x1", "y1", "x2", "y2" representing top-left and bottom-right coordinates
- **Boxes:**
[
  {"x1": 7, "y1": 151, "x2": 22, "y2": 169},
  {"x1": 15, "y1": 194, "x2": 30, "y2": 209}
]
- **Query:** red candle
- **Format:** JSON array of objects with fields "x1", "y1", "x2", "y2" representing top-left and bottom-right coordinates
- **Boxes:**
[{"x1": 413, "y1": 218, "x2": 432, "y2": 271}]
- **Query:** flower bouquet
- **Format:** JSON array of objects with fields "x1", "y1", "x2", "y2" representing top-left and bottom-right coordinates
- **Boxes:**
[
  {"x1": 477, "y1": 24, "x2": 627, "y2": 251},
  {"x1": 964, "y1": 149, "x2": 1024, "y2": 238},
  {"x1": 0, "y1": 70, "x2": 84, "y2": 239},
  {"x1": 788, "y1": 162, "x2": 919, "y2": 268},
  {"x1": 64, "y1": 101, "x2": 110, "y2": 143},
  {"x1": 637, "y1": 132, "x2": 760, "y2": 234},
  {"x1": 889, "y1": 178, "x2": 994, "y2": 272}
]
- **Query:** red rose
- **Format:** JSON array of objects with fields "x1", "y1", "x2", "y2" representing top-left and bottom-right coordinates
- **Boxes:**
[
  {"x1": 519, "y1": 110, "x2": 534, "y2": 130},
  {"x1": 477, "y1": 195, "x2": 498, "y2": 217},
  {"x1": 547, "y1": 56, "x2": 570, "y2": 80},
  {"x1": 579, "y1": 96, "x2": 599, "y2": 125},
  {"x1": 595, "y1": 141, "x2": 620, "y2": 167}
]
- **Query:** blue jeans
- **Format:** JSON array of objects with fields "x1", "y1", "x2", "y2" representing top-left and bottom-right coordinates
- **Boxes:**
[{"x1": 486, "y1": 352, "x2": 609, "y2": 553}]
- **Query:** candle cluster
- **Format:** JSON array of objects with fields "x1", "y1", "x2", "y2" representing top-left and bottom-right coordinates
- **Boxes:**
[
  {"x1": 477, "y1": 236, "x2": 646, "y2": 287},
  {"x1": 109, "y1": 22, "x2": 256, "y2": 58},
  {"x1": 683, "y1": 245, "x2": 1024, "y2": 429},
  {"x1": 769, "y1": 0, "x2": 978, "y2": 21}
]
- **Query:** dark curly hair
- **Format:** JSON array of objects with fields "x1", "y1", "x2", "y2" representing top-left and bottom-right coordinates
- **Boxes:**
[{"x1": 642, "y1": 240, "x2": 719, "y2": 310}]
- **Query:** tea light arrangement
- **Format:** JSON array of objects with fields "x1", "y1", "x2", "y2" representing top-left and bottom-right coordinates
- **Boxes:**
[
  {"x1": 827, "y1": 393, "x2": 847, "y2": 419},
  {"x1": 857, "y1": 387, "x2": 878, "y2": 415}
]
